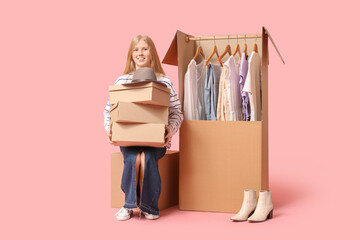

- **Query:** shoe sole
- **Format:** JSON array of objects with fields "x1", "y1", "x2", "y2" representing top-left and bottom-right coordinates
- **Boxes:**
[
  {"x1": 231, "y1": 219, "x2": 247, "y2": 222},
  {"x1": 116, "y1": 216, "x2": 131, "y2": 221},
  {"x1": 231, "y1": 210, "x2": 255, "y2": 222},
  {"x1": 115, "y1": 211, "x2": 133, "y2": 221}
]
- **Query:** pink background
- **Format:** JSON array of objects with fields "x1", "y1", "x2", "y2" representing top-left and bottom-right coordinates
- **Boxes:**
[{"x1": 1, "y1": 0, "x2": 359, "y2": 239}]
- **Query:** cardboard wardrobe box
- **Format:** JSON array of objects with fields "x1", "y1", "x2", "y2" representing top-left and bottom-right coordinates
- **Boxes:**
[
  {"x1": 111, "y1": 150, "x2": 179, "y2": 210},
  {"x1": 110, "y1": 101, "x2": 169, "y2": 124},
  {"x1": 162, "y1": 27, "x2": 284, "y2": 213},
  {"x1": 109, "y1": 81, "x2": 171, "y2": 106},
  {"x1": 111, "y1": 122, "x2": 165, "y2": 147}
]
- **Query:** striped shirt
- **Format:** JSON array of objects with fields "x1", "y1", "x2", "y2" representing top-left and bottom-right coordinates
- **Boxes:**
[{"x1": 104, "y1": 73, "x2": 183, "y2": 149}]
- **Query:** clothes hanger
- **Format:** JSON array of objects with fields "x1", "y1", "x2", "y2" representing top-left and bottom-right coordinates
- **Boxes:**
[
  {"x1": 193, "y1": 37, "x2": 205, "y2": 60},
  {"x1": 217, "y1": 35, "x2": 232, "y2": 65},
  {"x1": 253, "y1": 35, "x2": 258, "y2": 53},
  {"x1": 205, "y1": 36, "x2": 221, "y2": 66},
  {"x1": 193, "y1": 45, "x2": 205, "y2": 60},
  {"x1": 253, "y1": 43, "x2": 258, "y2": 53},
  {"x1": 232, "y1": 35, "x2": 241, "y2": 58},
  {"x1": 244, "y1": 34, "x2": 248, "y2": 58}
]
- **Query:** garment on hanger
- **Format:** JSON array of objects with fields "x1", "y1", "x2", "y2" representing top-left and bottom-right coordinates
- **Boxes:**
[
  {"x1": 212, "y1": 64, "x2": 221, "y2": 115},
  {"x1": 184, "y1": 59, "x2": 196, "y2": 120},
  {"x1": 216, "y1": 66, "x2": 229, "y2": 121},
  {"x1": 184, "y1": 59, "x2": 206, "y2": 120},
  {"x1": 243, "y1": 51, "x2": 261, "y2": 121},
  {"x1": 196, "y1": 59, "x2": 207, "y2": 120},
  {"x1": 239, "y1": 52, "x2": 250, "y2": 121},
  {"x1": 224, "y1": 55, "x2": 242, "y2": 121},
  {"x1": 204, "y1": 64, "x2": 221, "y2": 120}
]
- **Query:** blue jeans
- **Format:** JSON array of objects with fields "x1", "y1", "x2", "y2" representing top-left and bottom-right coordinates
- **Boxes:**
[{"x1": 120, "y1": 146, "x2": 166, "y2": 215}]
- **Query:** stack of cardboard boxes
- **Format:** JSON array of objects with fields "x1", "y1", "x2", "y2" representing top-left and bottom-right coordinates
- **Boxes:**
[{"x1": 109, "y1": 81, "x2": 171, "y2": 147}]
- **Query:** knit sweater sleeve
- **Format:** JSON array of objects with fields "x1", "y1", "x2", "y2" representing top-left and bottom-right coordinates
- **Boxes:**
[{"x1": 159, "y1": 76, "x2": 184, "y2": 138}]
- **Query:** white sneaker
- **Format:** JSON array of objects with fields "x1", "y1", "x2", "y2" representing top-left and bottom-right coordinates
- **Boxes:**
[
  {"x1": 114, "y1": 207, "x2": 133, "y2": 221},
  {"x1": 144, "y1": 212, "x2": 159, "y2": 220}
]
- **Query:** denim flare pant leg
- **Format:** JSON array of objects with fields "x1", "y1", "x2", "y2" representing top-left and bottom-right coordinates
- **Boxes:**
[{"x1": 120, "y1": 146, "x2": 166, "y2": 215}]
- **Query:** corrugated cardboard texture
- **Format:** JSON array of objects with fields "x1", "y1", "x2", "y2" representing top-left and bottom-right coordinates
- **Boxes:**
[
  {"x1": 110, "y1": 102, "x2": 169, "y2": 124},
  {"x1": 109, "y1": 82, "x2": 170, "y2": 106},
  {"x1": 163, "y1": 28, "x2": 271, "y2": 213},
  {"x1": 111, "y1": 151, "x2": 179, "y2": 210},
  {"x1": 111, "y1": 122, "x2": 165, "y2": 147},
  {"x1": 179, "y1": 120, "x2": 265, "y2": 213}
]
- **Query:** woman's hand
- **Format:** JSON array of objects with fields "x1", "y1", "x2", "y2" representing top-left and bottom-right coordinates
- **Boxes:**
[
  {"x1": 162, "y1": 125, "x2": 171, "y2": 147},
  {"x1": 107, "y1": 122, "x2": 115, "y2": 144}
]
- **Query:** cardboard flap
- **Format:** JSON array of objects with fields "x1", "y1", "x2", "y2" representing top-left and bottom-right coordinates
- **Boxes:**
[
  {"x1": 162, "y1": 31, "x2": 178, "y2": 66},
  {"x1": 110, "y1": 101, "x2": 118, "y2": 112},
  {"x1": 109, "y1": 81, "x2": 171, "y2": 93},
  {"x1": 263, "y1": 26, "x2": 285, "y2": 64},
  {"x1": 162, "y1": 30, "x2": 194, "y2": 66}
]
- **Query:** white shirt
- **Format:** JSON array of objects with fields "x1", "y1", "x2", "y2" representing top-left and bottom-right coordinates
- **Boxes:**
[
  {"x1": 243, "y1": 51, "x2": 261, "y2": 121},
  {"x1": 224, "y1": 56, "x2": 242, "y2": 121},
  {"x1": 183, "y1": 59, "x2": 206, "y2": 120}
]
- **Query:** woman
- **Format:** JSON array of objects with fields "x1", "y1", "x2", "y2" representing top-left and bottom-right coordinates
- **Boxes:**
[{"x1": 103, "y1": 35, "x2": 183, "y2": 220}]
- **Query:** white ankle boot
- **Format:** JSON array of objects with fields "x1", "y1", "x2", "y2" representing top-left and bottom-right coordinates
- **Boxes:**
[
  {"x1": 247, "y1": 190, "x2": 273, "y2": 222},
  {"x1": 231, "y1": 190, "x2": 257, "y2": 221}
]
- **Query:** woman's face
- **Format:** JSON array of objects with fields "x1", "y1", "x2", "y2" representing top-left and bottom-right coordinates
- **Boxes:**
[{"x1": 132, "y1": 39, "x2": 152, "y2": 69}]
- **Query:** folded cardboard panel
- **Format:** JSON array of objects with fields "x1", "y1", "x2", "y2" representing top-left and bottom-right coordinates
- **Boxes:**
[
  {"x1": 109, "y1": 82, "x2": 171, "y2": 106},
  {"x1": 110, "y1": 101, "x2": 168, "y2": 124},
  {"x1": 111, "y1": 151, "x2": 179, "y2": 210},
  {"x1": 179, "y1": 120, "x2": 267, "y2": 213},
  {"x1": 111, "y1": 122, "x2": 165, "y2": 147}
]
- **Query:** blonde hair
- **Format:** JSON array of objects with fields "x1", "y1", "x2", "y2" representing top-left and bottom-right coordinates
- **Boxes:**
[{"x1": 123, "y1": 35, "x2": 165, "y2": 76}]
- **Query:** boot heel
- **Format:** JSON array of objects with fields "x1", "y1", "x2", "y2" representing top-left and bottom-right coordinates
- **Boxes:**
[
  {"x1": 267, "y1": 209, "x2": 273, "y2": 219},
  {"x1": 248, "y1": 210, "x2": 255, "y2": 218}
]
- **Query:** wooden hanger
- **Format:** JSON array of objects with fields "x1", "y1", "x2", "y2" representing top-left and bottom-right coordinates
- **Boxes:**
[
  {"x1": 232, "y1": 44, "x2": 241, "y2": 58},
  {"x1": 217, "y1": 38, "x2": 232, "y2": 65},
  {"x1": 253, "y1": 43, "x2": 258, "y2": 53},
  {"x1": 205, "y1": 45, "x2": 220, "y2": 66},
  {"x1": 193, "y1": 45, "x2": 205, "y2": 60},
  {"x1": 253, "y1": 35, "x2": 259, "y2": 53},
  {"x1": 243, "y1": 34, "x2": 248, "y2": 58},
  {"x1": 232, "y1": 35, "x2": 241, "y2": 58}
]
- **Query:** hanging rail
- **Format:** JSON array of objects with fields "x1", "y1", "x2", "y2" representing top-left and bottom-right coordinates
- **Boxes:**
[{"x1": 185, "y1": 34, "x2": 262, "y2": 42}]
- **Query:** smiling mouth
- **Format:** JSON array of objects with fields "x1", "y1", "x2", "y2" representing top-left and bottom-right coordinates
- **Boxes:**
[{"x1": 137, "y1": 57, "x2": 145, "y2": 61}]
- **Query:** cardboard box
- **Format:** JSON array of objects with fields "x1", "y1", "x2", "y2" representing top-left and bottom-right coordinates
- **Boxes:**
[
  {"x1": 110, "y1": 101, "x2": 168, "y2": 124},
  {"x1": 111, "y1": 151, "x2": 179, "y2": 210},
  {"x1": 111, "y1": 122, "x2": 165, "y2": 147},
  {"x1": 109, "y1": 81, "x2": 171, "y2": 106},
  {"x1": 162, "y1": 27, "x2": 284, "y2": 213}
]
